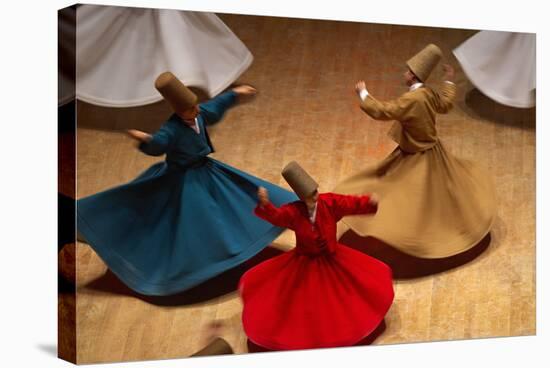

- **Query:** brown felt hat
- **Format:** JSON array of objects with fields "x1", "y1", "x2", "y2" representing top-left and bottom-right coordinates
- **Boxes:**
[
  {"x1": 190, "y1": 337, "x2": 234, "y2": 356},
  {"x1": 282, "y1": 161, "x2": 319, "y2": 200},
  {"x1": 154, "y1": 71, "x2": 198, "y2": 112},
  {"x1": 406, "y1": 44, "x2": 443, "y2": 82}
]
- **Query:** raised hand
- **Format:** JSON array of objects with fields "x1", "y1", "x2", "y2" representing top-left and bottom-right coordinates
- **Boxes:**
[
  {"x1": 232, "y1": 84, "x2": 258, "y2": 96},
  {"x1": 126, "y1": 129, "x2": 152, "y2": 143},
  {"x1": 355, "y1": 80, "x2": 367, "y2": 94},
  {"x1": 443, "y1": 64, "x2": 455, "y2": 82},
  {"x1": 368, "y1": 193, "x2": 379, "y2": 207},
  {"x1": 257, "y1": 186, "x2": 270, "y2": 206}
]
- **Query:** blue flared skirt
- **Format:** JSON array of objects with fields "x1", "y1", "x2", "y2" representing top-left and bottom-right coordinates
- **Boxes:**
[{"x1": 77, "y1": 157, "x2": 296, "y2": 296}]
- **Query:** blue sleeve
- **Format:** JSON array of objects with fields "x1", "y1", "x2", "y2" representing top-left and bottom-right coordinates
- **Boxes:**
[
  {"x1": 138, "y1": 122, "x2": 176, "y2": 156},
  {"x1": 199, "y1": 90, "x2": 237, "y2": 126}
]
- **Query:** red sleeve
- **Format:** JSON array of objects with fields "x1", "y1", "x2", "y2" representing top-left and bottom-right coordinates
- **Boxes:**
[
  {"x1": 254, "y1": 201, "x2": 297, "y2": 229},
  {"x1": 323, "y1": 193, "x2": 377, "y2": 221}
]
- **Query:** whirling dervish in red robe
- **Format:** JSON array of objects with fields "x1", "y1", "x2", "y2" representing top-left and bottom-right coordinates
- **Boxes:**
[{"x1": 239, "y1": 161, "x2": 395, "y2": 350}]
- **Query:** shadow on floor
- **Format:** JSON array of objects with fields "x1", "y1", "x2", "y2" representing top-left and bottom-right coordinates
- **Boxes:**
[
  {"x1": 247, "y1": 320, "x2": 387, "y2": 353},
  {"x1": 36, "y1": 344, "x2": 57, "y2": 357},
  {"x1": 458, "y1": 88, "x2": 535, "y2": 130},
  {"x1": 83, "y1": 247, "x2": 284, "y2": 306},
  {"x1": 339, "y1": 231, "x2": 492, "y2": 279}
]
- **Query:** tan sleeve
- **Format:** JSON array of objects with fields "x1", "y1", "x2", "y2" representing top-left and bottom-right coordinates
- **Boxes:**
[
  {"x1": 360, "y1": 93, "x2": 416, "y2": 121},
  {"x1": 433, "y1": 82, "x2": 456, "y2": 114}
]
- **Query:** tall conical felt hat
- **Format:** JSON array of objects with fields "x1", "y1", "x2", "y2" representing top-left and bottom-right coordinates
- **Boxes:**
[
  {"x1": 154, "y1": 71, "x2": 197, "y2": 112},
  {"x1": 282, "y1": 161, "x2": 319, "y2": 200},
  {"x1": 406, "y1": 44, "x2": 443, "y2": 82}
]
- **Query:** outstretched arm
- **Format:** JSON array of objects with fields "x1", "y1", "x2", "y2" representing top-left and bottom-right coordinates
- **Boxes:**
[
  {"x1": 325, "y1": 192, "x2": 378, "y2": 221},
  {"x1": 127, "y1": 123, "x2": 176, "y2": 156},
  {"x1": 199, "y1": 90, "x2": 237, "y2": 126},
  {"x1": 355, "y1": 80, "x2": 415, "y2": 121},
  {"x1": 200, "y1": 85, "x2": 257, "y2": 125},
  {"x1": 254, "y1": 187, "x2": 296, "y2": 229},
  {"x1": 431, "y1": 64, "x2": 456, "y2": 114}
]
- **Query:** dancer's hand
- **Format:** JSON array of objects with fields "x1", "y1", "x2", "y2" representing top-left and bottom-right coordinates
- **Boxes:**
[
  {"x1": 368, "y1": 194, "x2": 379, "y2": 207},
  {"x1": 257, "y1": 187, "x2": 270, "y2": 206},
  {"x1": 355, "y1": 80, "x2": 367, "y2": 94},
  {"x1": 232, "y1": 85, "x2": 257, "y2": 96},
  {"x1": 126, "y1": 129, "x2": 152, "y2": 143},
  {"x1": 443, "y1": 64, "x2": 455, "y2": 81}
]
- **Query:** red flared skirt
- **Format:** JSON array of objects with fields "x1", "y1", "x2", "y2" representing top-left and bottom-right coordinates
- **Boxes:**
[{"x1": 239, "y1": 244, "x2": 394, "y2": 350}]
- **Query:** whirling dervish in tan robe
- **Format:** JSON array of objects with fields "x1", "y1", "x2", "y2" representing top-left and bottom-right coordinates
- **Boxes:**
[{"x1": 334, "y1": 44, "x2": 496, "y2": 259}]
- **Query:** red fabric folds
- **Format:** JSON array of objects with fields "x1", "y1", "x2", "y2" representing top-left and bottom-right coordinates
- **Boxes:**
[{"x1": 239, "y1": 193, "x2": 394, "y2": 350}]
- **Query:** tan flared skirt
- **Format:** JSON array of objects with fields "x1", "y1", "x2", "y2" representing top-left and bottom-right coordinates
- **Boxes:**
[{"x1": 334, "y1": 140, "x2": 496, "y2": 258}]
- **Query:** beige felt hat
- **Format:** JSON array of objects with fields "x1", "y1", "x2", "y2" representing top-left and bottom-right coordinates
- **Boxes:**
[
  {"x1": 406, "y1": 43, "x2": 443, "y2": 82},
  {"x1": 282, "y1": 161, "x2": 319, "y2": 200},
  {"x1": 154, "y1": 71, "x2": 198, "y2": 112}
]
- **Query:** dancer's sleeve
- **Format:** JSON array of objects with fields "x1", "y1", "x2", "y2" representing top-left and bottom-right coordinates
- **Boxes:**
[
  {"x1": 199, "y1": 90, "x2": 238, "y2": 126},
  {"x1": 325, "y1": 193, "x2": 377, "y2": 221},
  {"x1": 139, "y1": 123, "x2": 176, "y2": 156},
  {"x1": 360, "y1": 93, "x2": 416, "y2": 121},
  {"x1": 432, "y1": 82, "x2": 456, "y2": 114},
  {"x1": 254, "y1": 202, "x2": 296, "y2": 229}
]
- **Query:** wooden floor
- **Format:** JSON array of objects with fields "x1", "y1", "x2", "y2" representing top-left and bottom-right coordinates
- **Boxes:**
[{"x1": 72, "y1": 14, "x2": 536, "y2": 364}]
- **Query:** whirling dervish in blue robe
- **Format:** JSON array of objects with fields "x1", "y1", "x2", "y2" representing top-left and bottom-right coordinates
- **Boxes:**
[{"x1": 77, "y1": 72, "x2": 296, "y2": 296}]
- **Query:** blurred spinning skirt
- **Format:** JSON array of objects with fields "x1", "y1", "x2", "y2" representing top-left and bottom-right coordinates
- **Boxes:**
[
  {"x1": 334, "y1": 141, "x2": 496, "y2": 258},
  {"x1": 239, "y1": 244, "x2": 394, "y2": 350},
  {"x1": 77, "y1": 158, "x2": 297, "y2": 296}
]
